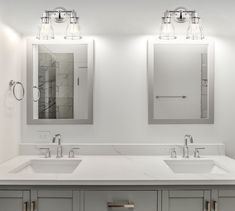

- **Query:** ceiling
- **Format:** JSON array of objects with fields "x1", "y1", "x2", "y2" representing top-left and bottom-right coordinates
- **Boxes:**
[{"x1": 0, "y1": 0, "x2": 234, "y2": 37}]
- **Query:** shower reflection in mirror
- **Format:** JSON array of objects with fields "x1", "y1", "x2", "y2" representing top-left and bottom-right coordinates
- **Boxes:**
[{"x1": 27, "y1": 41, "x2": 94, "y2": 124}]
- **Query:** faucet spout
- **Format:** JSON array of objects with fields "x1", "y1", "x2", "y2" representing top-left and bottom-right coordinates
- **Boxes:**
[
  {"x1": 183, "y1": 134, "x2": 194, "y2": 158},
  {"x1": 52, "y1": 134, "x2": 63, "y2": 158},
  {"x1": 52, "y1": 134, "x2": 62, "y2": 145},
  {"x1": 184, "y1": 134, "x2": 193, "y2": 146}
]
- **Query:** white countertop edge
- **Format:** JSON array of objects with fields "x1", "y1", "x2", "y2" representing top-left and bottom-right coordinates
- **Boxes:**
[
  {"x1": 1, "y1": 180, "x2": 235, "y2": 186},
  {"x1": 20, "y1": 143, "x2": 225, "y2": 146}
]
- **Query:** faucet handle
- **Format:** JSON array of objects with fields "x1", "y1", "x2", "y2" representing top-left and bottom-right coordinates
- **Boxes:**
[
  {"x1": 170, "y1": 148, "x2": 177, "y2": 158},
  {"x1": 69, "y1": 148, "x2": 80, "y2": 158},
  {"x1": 39, "y1": 148, "x2": 51, "y2": 158},
  {"x1": 193, "y1": 147, "x2": 205, "y2": 158}
]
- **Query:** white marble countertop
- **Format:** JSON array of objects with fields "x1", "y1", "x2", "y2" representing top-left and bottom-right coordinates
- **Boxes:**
[{"x1": 1, "y1": 155, "x2": 235, "y2": 185}]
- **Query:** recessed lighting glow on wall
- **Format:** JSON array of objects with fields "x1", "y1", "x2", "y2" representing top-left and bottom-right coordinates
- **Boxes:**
[
  {"x1": 37, "y1": 7, "x2": 81, "y2": 40},
  {"x1": 159, "y1": 7, "x2": 204, "y2": 40}
]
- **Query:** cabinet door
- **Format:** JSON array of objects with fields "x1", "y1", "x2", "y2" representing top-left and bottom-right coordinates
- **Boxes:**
[
  {"x1": 31, "y1": 190, "x2": 79, "y2": 211},
  {"x1": 0, "y1": 190, "x2": 30, "y2": 211},
  {"x1": 212, "y1": 189, "x2": 235, "y2": 211},
  {"x1": 83, "y1": 191, "x2": 158, "y2": 211},
  {"x1": 162, "y1": 190, "x2": 211, "y2": 211}
]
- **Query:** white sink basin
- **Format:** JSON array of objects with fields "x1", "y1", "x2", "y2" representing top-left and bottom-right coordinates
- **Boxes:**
[
  {"x1": 164, "y1": 159, "x2": 228, "y2": 174},
  {"x1": 10, "y1": 159, "x2": 81, "y2": 174}
]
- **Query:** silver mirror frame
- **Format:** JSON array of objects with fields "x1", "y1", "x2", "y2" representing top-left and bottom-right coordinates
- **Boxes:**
[
  {"x1": 27, "y1": 39, "x2": 94, "y2": 124},
  {"x1": 147, "y1": 39, "x2": 214, "y2": 124}
]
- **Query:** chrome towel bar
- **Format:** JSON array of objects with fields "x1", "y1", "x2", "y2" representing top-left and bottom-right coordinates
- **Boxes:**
[{"x1": 156, "y1": 95, "x2": 186, "y2": 99}]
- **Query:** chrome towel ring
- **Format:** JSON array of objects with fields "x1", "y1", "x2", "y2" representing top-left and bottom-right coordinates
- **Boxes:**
[{"x1": 9, "y1": 80, "x2": 25, "y2": 101}]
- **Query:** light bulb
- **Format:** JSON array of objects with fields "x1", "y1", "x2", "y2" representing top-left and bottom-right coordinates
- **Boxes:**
[
  {"x1": 159, "y1": 13, "x2": 176, "y2": 40},
  {"x1": 186, "y1": 12, "x2": 204, "y2": 40},
  {"x1": 64, "y1": 11, "x2": 81, "y2": 40},
  {"x1": 37, "y1": 12, "x2": 54, "y2": 40}
]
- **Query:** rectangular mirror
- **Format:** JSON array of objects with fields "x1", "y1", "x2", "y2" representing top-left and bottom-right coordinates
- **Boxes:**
[
  {"x1": 147, "y1": 40, "x2": 214, "y2": 124},
  {"x1": 27, "y1": 40, "x2": 94, "y2": 124}
]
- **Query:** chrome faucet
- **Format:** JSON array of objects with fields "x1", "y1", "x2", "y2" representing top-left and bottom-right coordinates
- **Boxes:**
[
  {"x1": 52, "y1": 134, "x2": 63, "y2": 158},
  {"x1": 183, "y1": 134, "x2": 194, "y2": 158}
]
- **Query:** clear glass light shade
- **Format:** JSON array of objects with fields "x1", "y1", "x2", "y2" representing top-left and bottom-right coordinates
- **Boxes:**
[
  {"x1": 37, "y1": 22, "x2": 54, "y2": 40},
  {"x1": 159, "y1": 18, "x2": 176, "y2": 40},
  {"x1": 186, "y1": 18, "x2": 204, "y2": 40},
  {"x1": 64, "y1": 21, "x2": 81, "y2": 40}
]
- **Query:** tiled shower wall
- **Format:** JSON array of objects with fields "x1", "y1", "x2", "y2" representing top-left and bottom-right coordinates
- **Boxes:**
[
  {"x1": 55, "y1": 53, "x2": 74, "y2": 119},
  {"x1": 38, "y1": 51, "x2": 74, "y2": 119}
]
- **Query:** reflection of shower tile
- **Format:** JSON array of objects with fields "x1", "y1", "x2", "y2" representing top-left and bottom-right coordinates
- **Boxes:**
[
  {"x1": 58, "y1": 62, "x2": 74, "y2": 73},
  {"x1": 55, "y1": 53, "x2": 74, "y2": 63},
  {"x1": 55, "y1": 53, "x2": 74, "y2": 74},
  {"x1": 39, "y1": 96, "x2": 56, "y2": 119},
  {"x1": 57, "y1": 87, "x2": 74, "y2": 98},
  {"x1": 47, "y1": 69, "x2": 56, "y2": 78},
  {"x1": 201, "y1": 94, "x2": 208, "y2": 118},
  {"x1": 56, "y1": 73, "x2": 74, "y2": 87},
  {"x1": 39, "y1": 53, "x2": 54, "y2": 65},
  {"x1": 56, "y1": 97, "x2": 73, "y2": 106},
  {"x1": 38, "y1": 52, "x2": 76, "y2": 119},
  {"x1": 56, "y1": 104, "x2": 73, "y2": 119},
  {"x1": 202, "y1": 70, "x2": 208, "y2": 79},
  {"x1": 202, "y1": 86, "x2": 208, "y2": 95}
]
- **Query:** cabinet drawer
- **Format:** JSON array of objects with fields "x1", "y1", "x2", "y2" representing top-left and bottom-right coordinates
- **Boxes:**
[{"x1": 84, "y1": 191, "x2": 158, "y2": 211}]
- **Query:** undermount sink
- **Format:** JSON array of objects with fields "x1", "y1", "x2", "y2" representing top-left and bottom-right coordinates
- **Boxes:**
[
  {"x1": 164, "y1": 159, "x2": 228, "y2": 174},
  {"x1": 10, "y1": 159, "x2": 81, "y2": 174}
]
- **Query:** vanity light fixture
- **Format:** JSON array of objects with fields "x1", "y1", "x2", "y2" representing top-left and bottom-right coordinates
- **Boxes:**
[
  {"x1": 159, "y1": 7, "x2": 204, "y2": 40},
  {"x1": 37, "y1": 7, "x2": 81, "y2": 40}
]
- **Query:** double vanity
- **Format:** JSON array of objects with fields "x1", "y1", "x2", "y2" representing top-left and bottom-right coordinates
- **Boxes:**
[
  {"x1": 1, "y1": 1, "x2": 234, "y2": 210},
  {"x1": 0, "y1": 137, "x2": 235, "y2": 211},
  {"x1": 1, "y1": 35, "x2": 227, "y2": 211}
]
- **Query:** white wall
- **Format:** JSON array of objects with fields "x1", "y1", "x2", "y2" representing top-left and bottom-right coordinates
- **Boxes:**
[
  {"x1": 0, "y1": 1, "x2": 235, "y2": 159},
  {"x1": 0, "y1": 0, "x2": 234, "y2": 158},
  {"x1": 0, "y1": 21, "x2": 22, "y2": 163},
  {"x1": 213, "y1": 37, "x2": 235, "y2": 158}
]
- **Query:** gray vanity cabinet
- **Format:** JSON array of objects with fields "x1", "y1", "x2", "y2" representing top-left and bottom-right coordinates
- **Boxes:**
[
  {"x1": 83, "y1": 191, "x2": 158, "y2": 211},
  {"x1": 2, "y1": 188, "x2": 235, "y2": 211},
  {"x1": 0, "y1": 190, "x2": 30, "y2": 211},
  {"x1": 212, "y1": 189, "x2": 235, "y2": 211},
  {"x1": 30, "y1": 190, "x2": 79, "y2": 211},
  {"x1": 162, "y1": 190, "x2": 211, "y2": 211}
]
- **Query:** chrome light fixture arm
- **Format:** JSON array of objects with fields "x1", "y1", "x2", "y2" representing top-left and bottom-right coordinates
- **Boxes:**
[
  {"x1": 163, "y1": 8, "x2": 199, "y2": 24},
  {"x1": 159, "y1": 7, "x2": 204, "y2": 40},
  {"x1": 37, "y1": 7, "x2": 81, "y2": 40},
  {"x1": 41, "y1": 7, "x2": 78, "y2": 24}
]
